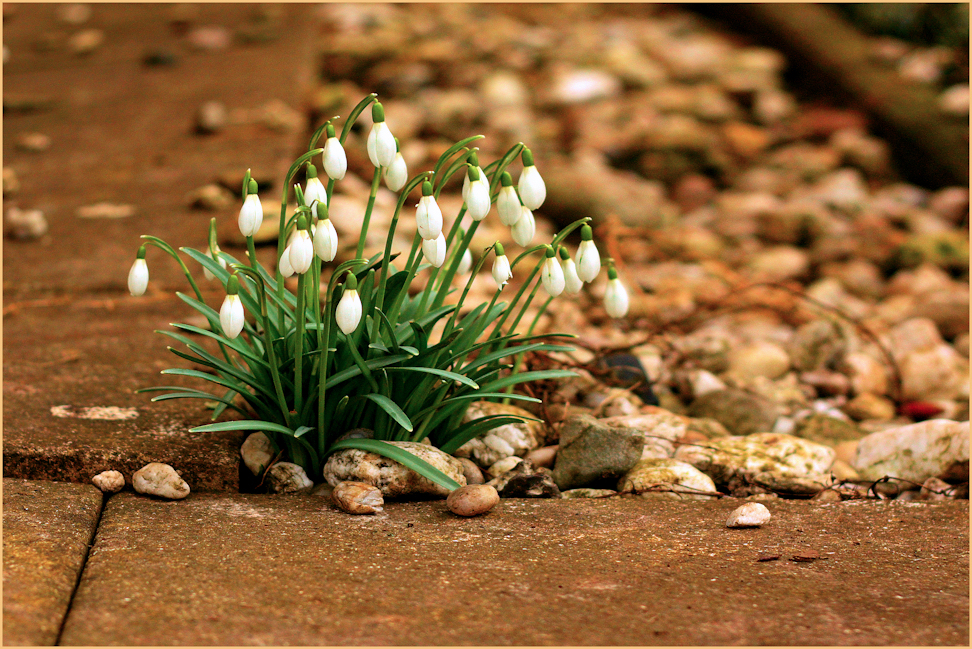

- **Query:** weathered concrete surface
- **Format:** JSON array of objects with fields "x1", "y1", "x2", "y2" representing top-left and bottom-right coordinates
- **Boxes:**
[
  {"x1": 3, "y1": 479, "x2": 104, "y2": 646},
  {"x1": 60, "y1": 495, "x2": 968, "y2": 645}
]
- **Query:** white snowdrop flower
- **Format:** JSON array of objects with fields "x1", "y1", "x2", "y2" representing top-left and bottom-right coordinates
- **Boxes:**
[
  {"x1": 415, "y1": 181, "x2": 443, "y2": 240},
  {"x1": 278, "y1": 245, "x2": 295, "y2": 278},
  {"x1": 313, "y1": 203, "x2": 338, "y2": 262},
  {"x1": 464, "y1": 165, "x2": 491, "y2": 221},
  {"x1": 496, "y1": 171, "x2": 522, "y2": 226},
  {"x1": 422, "y1": 231, "x2": 447, "y2": 268},
  {"x1": 491, "y1": 242, "x2": 513, "y2": 288},
  {"x1": 366, "y1": 102, "x2": 396, "y2": 168},
  {"x1": 511, "y1": 205, "x2": 536, "y2": 246},
  {"x1": 203, "y1": 245, "x2": 227, "y2": 281},
  {"x1": 288, "y1": 216, "x2": 314, "y2": 275},
  {"x1": 127, "y1": 246, "x2": 149, "y2": 296},
  {"x1": 462, "y1": 154, "x2": 490, "y2": 203},
  {"x1": 335, "y1": 273, "x2": 362, "y2": 335},
  {"x1": 303, "y1": 164, "x2": 327, "y2": 209},
  {"x1": 322, "y1": 123, "x2": 347, "y2": 180},
  {"x1": 219, "y1": 275, "x2": 245, "y2": 339},
  {"x1": 517, "y1": 148, "x2": 546, "y2": 210},
  {"x1": 604, "y1": 266, "x2": 629, "y2": 318},
  {"x1": 384, "y1": 147, "x2": 408, "y2": 192},
  {"x1": 457, "y1": 247, "x2": 473, "y2": 275},
  {"x1": 238, "y1": 178, "x2": 263, "y2": 238},
  {"x1": 559, "y1": 247, "x2": 584, "y2": 294},
  {"x1": 575, "y1": 224, "x2": 601, "y2": 282},
  {"x1": 541, "y1": 246, "x2": 565, "y2": 297}
]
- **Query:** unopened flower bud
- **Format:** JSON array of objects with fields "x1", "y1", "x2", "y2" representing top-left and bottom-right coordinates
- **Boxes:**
[
  {"x1": 383, "y1": 140, "x2": 408, "y2": 191},
  {"x1": 491, "y1": 242, "x2": 512, "y2": 288},
  {"x1": 238, "y1": 179, "x2": 263, "y2": 238},
  {"x1": 518, "y1": 148, "x2": 546, "y2": 210},
  {"x1": 464, "y1": 164, "x2": 491, "y2": 221},
  {"x1": 335, "y1": 273, "x2": 362, "y2": 335},
  {"x1": 511, "y1": 205, "x2": 536, "y2": 246},
  {"x1": 322, "y1": 123, "x2": 347, "y2": 180},
  {"x1": 559, "y1": 246, "x2": 584, "y2": 294},
  {"x1": 497, "y1": 172, "x2": 521, "y2": 226},
  {"x1": 422, "y1": 231, "x2": 447, "y2": 268},
  {"x1": 219, "y1": 275, "x2": 245, "y2": 339},
  {"x1": 541, "y1": 245, "x2": 565, "y2": 297},
  {"x1": 604, "y1": 266, "x2": 629, "y2": 318},
  {"x1": 313, "y1": 203, "x2": 338, "y2": 262},
  {"x1": 128, "y1": 245, "x2": 149, "y2": 296},
  {"x1": 575, "y1": 225, "x2": 600, "y2": 282},
  {"x1": 288, "y1": 215, "x2": 314, "y2": 274},
  {"x1": 303, "y1": 164, "x2": 327, "y2": 209},
  {"x1": 415, "y1": 181, "x2": 443, "y2": 240},
  {"x1": 367, "y1": 102, "x2": 396, "y2": 168}
]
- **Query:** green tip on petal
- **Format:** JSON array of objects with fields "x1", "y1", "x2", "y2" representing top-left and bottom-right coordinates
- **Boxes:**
[
  {"x1": 500, "y1": 171, "x2": 512, "y2": 187},
  {"x1": 467, "y1": 165, "x2": 480, "y2": 181},
  {"x1": 494, "y1": 242, "x2": 506, "y2": 256},
  {"x1": 344, "y1": 272, "x2": 358, "y2": 291},
  {"x1": 558, "y1": 245, "x2": 570, "y2": 260},
  {"x1": 136, "y1": 244, "x2": 147, "y2": 259},
  {"x1": 247, "y1": 179, "x2": 258, "y2": 195},
  {"x1": 394, "y1": 137, "x2": 400, "y2": 152},
  {"x1": 316, "y1": 201, "x2": 328, "y2": 220},
  {"x1": 581, "y1": 225, "x2": 593, "y2": 241},
  {"x1": 607, "y1": 266, "x2": 618, "y2": 280},
  {"x1": 468, "y1": 150, "x2": 480, "y2": 167},
  {"x1": 306, "y1": 163, "x2": 318, "y2": 178},
  {"x1": 544, "y1": 245, "x2": 556, "y2": 258},
  {"x1": 421, "y1": 180, "x2": 433, "y2": 196},
  {"x1": 521, "y1": 148, "x2": 534, "y2": 167},
  {"x1": 325, "y1": 123, "x2": 336, "y2": 138},
  {"x1": 297, "y1": 214, "x2": 309, "y2": 230},
  {"x1": 371, "y1": 102, "x2": 385, "y2": 123},
  {"x1": 226, "y1": 274, "x2": 240, "y2": 295}
]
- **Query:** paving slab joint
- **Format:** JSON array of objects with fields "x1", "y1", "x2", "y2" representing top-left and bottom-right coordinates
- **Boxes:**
[{"x1": 53, "y1": 491, "x2": 108, "y2": 646}]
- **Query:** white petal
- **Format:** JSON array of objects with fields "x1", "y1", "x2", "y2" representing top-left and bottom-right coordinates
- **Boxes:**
[
  {"x1": 323, "y1": 137, "x2": 347, "y2": 180},
  {"x1": 541, "y1": 257, "x2": 565, "y2": 297},
  {"x1": 289, "y1": 230, "x2": 314, "y2": 274},
  {"x1": 314, "y1": 218, "x2": 338, "y2": 262},
  {"x1": 511, "y1": 206, "x2": 536, "y2": 246},
  {"x1": 278, "y1": 245, "x2": 295, "y2": 277},
  {"x1": 304, "y1": 177, "x2": 327, "y2": 209},
  {"x1": 576, "y1": 240, "x2": 601, "y2": 282},
  {"x1": 127, "y1": 259, "x2": 148, "y2": 296},
  {"x1": 457, "y1": 248, "x2": 473, "y2": 275},
  {"x1": 497, "y1": 186, "x2": 522, "y2": 226},
  {"x1": 220, "y1": 294, "x2": 245, "y2": 339},
  {"x1": 492, "y1": 255, "x2": 512, "y2": 288},
  {"x1": 604, "y1": 278, "x2": 629, "y2": 318},
  {"x1": 462, "y1": 166, "x2": 490, "y2": 203},
  {"x1": 416, "y1": 195, "x2": 443, "y2": 240},
  {"x1": 371, "y1": 122, "x2": 396, "y2": 167},
  {"x1": 384, "y1": 153, "x2": 408, "y2": 191},
  {"x1": 238, "y1": 194, "x2": 264, "y2": 238},
  {"x1": 335, "y1": 289, "x2": 362, "y2": 334},
  {"x1": 465, "y1": 179, "x2": 491, "y2": 221},
  {"x1": 422, "y1": 232, "x2": 447, "y2": 268},
  {"x1": 518, "y1": 165, "x2": 546, "y2": 210},
  {"x1": 562, "y1": 258, "x2": 584, "y2": 294},
  {"x1": 366, "y1": 125, "x2": 380, "y2": 167}
]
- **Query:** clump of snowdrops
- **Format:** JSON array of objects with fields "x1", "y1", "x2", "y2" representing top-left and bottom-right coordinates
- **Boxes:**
[{"x1": 127, "y1": 94, "x2": 629, "y2": 490}]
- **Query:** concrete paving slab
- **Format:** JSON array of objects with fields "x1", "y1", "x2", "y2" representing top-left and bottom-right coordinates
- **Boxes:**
[
  {"x1": 3, "y1": 479, "x2": 104, "y2": 646},
  {"x1": 3, "y1": 3, "x2": 316, "y2": 299},
  {"x1": 3, "y1": 295, "x2": 245, "y2": 491},
  {"x1": 60, "y1": 494, "x2": 968, "y2": 645}
]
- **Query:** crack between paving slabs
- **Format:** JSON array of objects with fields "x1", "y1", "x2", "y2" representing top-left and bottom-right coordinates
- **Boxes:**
[{"x1": 53, "y1": 490, "x2": 108, "y2": 646}]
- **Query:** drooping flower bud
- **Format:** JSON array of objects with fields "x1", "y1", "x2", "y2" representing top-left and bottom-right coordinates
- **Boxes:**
[
  {"x1": 497, "y1": 172, "x2": 522, "y2": 226},
  {"x1": 366, "y1": 102, "x2": 397, "y2": 168},
  {"x1": 238, "y1": 178, "x2": 263, "y2": 238},
  {"x1": 462, "y1": 151, "x2": 490, "y2": 204},
  {"x1": 219, "y1": 274, "x2": 245, "y2": 339},
  {"x1": 322, "y1": 123, "x2": 347, "y2": 180},
  {"x1": 511, "y1": 205, "x2": 536, "y2": 246},
  {"x1": 575, "y1": 224, "x2": 600, "y2": 283},
  {"x1": 313, "y1": 202, "x2": 338, "y2": 262},
  {"x1": 491, "y1": 242, "x2": 512, "y2": 288},
  {"x1": 517, "y1": 148, "x2": 546, "y2": 210},
  {"x1": 128, "y1": 245, "x2": 149, "y2": 296},
  {"x1": 604, "y1": 265, "x2": 629, "y2": 318},
  {"x1": 559, "y1": 246, "x2": 584, "y2": 294},
  {"x1": 540, "y1": 245, "x2": 565, "y2": 297},
  {"x1": 383, "y1": 138, "x2": 408, "y2": 191},
  {"x1": 464, "y1": 164, "x2": 491, "y2": 221},
  {"x1": 289, "y1": 214, "x2": 314, "y2": 274},
  {"x1": 415, "y1": 181, "x2": 443, "y2": 240},
  {"x1": 335, "y1": 272, "x2": 362, "y2": 335},
  {"x1": 422, "y1": 231, "x2": 447, "y2": 268},
  {"x1": 303, "y1": 164, "x2": 327, "y2": 209}
]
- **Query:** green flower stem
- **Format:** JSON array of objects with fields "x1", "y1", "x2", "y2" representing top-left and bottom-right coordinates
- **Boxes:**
[
  {"x1": 139, "y1": 236, "x2": 204, "y2": 302},
  {"x1": 339, "y1": 94, "x2": 378, "y2": 143},
  {"x1": 293, "y1": 272, "x2": 307, "y2": 417},
  {"x1": 246, "y1": 236, "x2": 259, "y2": 273},
  {"x1": 428, "y1": 218, "x2": 479, "y2": 312},
  {"x1": 432, "y1": 135, "x2": 483, "y2": 186},
  {"x1": 503, "y1": 293, "x2": 554, "y2": 401},
  {"x1": 356, "y1": 167, "x2": 382, "y2": 260},
  {"x1": 486, "y1": 255, "x2": 545, "y2": 346},
  {"x1": 442, "y1": 243, "x2": 496, "y2": 336}
]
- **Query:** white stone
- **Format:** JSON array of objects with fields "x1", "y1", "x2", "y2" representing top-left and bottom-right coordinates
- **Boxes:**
[
  {"x1": 842, "y1": 352, "x2": 889, "y2": 396},
  {"x1": 899, "y1": 344, "x2": 969, "y2": 401},
  {"x1": 674, "y1": 433, "x2": 835, "y2": 485},
  {"x1": 552, "y1": 68, "x2": 622, "y2": 105},
  {"x1": 726, "y1": 502, "x2": 771, "y2": 528},
  {"x1": 91, "y1": 470, "x2": 124, "y2": 494},
  {"x1": 267, "y1": 462, "x2": 313, "y2": 494},
  {"x1": 690, "y1": 369, "x2": 727, "y2": 398},
  {"x1": 323, "y1": 441, "x2": 466, "y2": 498},
  {"x1": 455, "y1": 401, "x2": 544, "y2": 468},
  {"x1": 618, "y1": 458, "x2": 717, "y2": 500},
  {"x1": 132, "y1": 463, "x2": 190, "y2": 500},
  {"x1": 853, "y1": 419, "x2": 969, "y2": 483},
  {"x1": 939, "y1": 83, "x2": 969, "y2": 116},
  {"x1": 727, "y1": 340, "x2": 791, "y2": 380},
  {"x1": 240, "y1": 432, "x2": 275, "y2": 477},
  {"x1": 488, "y1": 456, "x2": 523, "y2": 478}
]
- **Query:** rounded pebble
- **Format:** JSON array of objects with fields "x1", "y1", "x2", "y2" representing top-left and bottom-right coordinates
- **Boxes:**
[
  {"x1": 132, "y1": 462, "x2": 190, "y2": 500},
  {"x1": 447, "y1": 484, "x2": 500, "y2": 517},
  {"x1": 91, "y1": 470, "x2": 125, "y2": 494},
  {"x1": 332, "y1": 481, "x2": 384, "y2": 514},
  {"x1": 726, "y1": 502, "x2": 771, "y2": 528}
]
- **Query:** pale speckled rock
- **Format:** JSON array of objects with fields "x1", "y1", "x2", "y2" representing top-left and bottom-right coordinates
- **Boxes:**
[
  {"x1": 793, "y1": 414, "x2": 865, "y2": 446},
  {"x1": 843, "y1": 392, "x2": 897, "y2": 421},
  {"x1": 457, "y1": 457, "x2": 484, "y2": 485},
  {"x1": 898, "y1": 344, "x2": 969, "y2": 402},
  {"x1": 751, "y1": 471, "x2": 834, "y2": 496},
  {"x1": 241, "y1": 432, "x2": 275, "y2": 477},
  {"x1": 561, "y1": 488, "x2": 618, "y2": 499},
  {"x1": 524, "y1": 445, "x2": 558, "y2": 469},
  {"x1": 132, "y1": 463, "x2": 190, "y2": 500},
  {"x1": 687, "y1": 389, "x2": 781, "y2": 436},
  {"x1": 446, "y1": 484, "x2": 499, "y2": 517},
  {"x1": 91, "y1": 470, "x2": 125, "y2": 494},
  {"x1": 853, "y1": 419, "x2": 969, "y2": 483},
  {"x1": 727, "y1": 341, "x2": 791, "y2": 381},
  {"x1": 332, "y1": 481, "x2": 384, "y2": 514},
  {"x1": 618, "y1": 458, "x2": 718, "y2": 500},
  {"x1": 455, "y1": 401, "x2": 545, "y2": 468},
  {"x1": 674, "y1": 433, "x2": 836, "y2": 485},
  {"x1": 726, "y1": 502, "x2": 771, "y2": 528},
  {"x1": 488, "y1": 456, "x2": 523, "y2": 478},
  {"x1": 323, "y1": 441, "x2": 466, "y2": 498},
  {"x1": 789, "y1": 319, "x2": 847, "y2": 372},
  {"x1": 841, "y1": 352, "x2": 889, "y2": 396},
  {"x1": 267, "y1": 462, "x2": 314, "y2": 494},
  {"x1": 486, "y1": 460, "x2": 560, "y2": 498}
]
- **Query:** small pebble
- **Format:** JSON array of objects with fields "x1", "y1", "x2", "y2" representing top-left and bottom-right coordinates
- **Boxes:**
[
  {"x1": 446, "y1": 484, "x2": 500, "y2": 517},
  {"x1": 68, "y1": 29, "x2": 104, "y2": 56},
  {"x1": 187, "y1": 26, "x2": 231, "y2": 51},
  {"x1": 195, "y1": 100, "x2": 228, "y2": 134},
  {"x1": 76, "y1": 202, "x2": 135, "y2": 219},
  {"x1": 332, "y1": 481, "x2": 384, "y2": 514},
  {"x1": 487, "y1": 456, "x2": 522, "y2": 478},
  {"x1": 188, "y1": 183, "x2": 233, "y2": 210},
  {"x1": 16, "y1": 133, "x2": 52, "y2": 152},
  {"x1": 132, "y1": 462, "x2": 190, "y2": 500},
  {"x1": 726, "y1": 502, "x2": 771, "y2": 528},
  {"x1": 5, "y1": 207, "x2": 48, "y2": 240},
  {"x1": 91, "y1": 470, "x2": 125, "y2": 494},
  {"x1": 267, "y1": 462, "x2": 313, "y2": 494},
  {"x1": 457, "y1": 457, "x2": 484, "y2": 485},
  {"x1": 3, "y1": 167, "x2": 19, "y2": 196},
  {"x1": 58, "y1": 4, "x2": 92, "y2": 25}
]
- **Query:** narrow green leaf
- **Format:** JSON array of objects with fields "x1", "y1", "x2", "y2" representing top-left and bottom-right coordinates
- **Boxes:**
[
  {"x1": 361, "y1": 393, "x2": 413, "y2": 432},
  {"x1": 328, "y1": 438, "x2": 461, "y2": 492}
]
